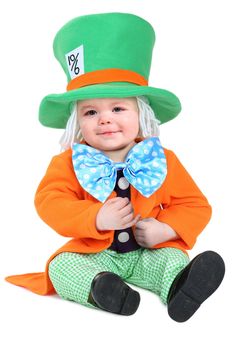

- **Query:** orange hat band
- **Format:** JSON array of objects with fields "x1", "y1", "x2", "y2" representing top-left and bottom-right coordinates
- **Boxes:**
[{"x1": 66, "y1": 68, "x2": 148, "y2": 91}]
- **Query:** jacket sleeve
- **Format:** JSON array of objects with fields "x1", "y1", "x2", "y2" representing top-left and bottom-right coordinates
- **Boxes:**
[
  {"x1": 34, "y1": 151, "x2": 113, "y2": 240},
  {"x1": 156, "y1": 150, "x2": 212, "y2": 249}
]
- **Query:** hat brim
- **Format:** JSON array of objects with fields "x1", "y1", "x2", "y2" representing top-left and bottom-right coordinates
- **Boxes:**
[{"x1": 39, "y1": 83, "x2": 181, "y2": 128}]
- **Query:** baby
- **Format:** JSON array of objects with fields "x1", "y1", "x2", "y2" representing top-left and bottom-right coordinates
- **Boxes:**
[{"x1": 6, "y1": 13, "x2": 225, "y2": 322}]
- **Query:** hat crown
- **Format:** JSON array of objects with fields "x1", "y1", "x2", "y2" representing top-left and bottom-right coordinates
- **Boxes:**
[{"x1": 53, "y1": 13, "x2": 156, "y2": 82}]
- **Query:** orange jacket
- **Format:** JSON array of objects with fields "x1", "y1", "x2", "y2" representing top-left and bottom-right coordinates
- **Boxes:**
[{"x1": 6, "y1": 144, "x2": 212, "y2": 295}]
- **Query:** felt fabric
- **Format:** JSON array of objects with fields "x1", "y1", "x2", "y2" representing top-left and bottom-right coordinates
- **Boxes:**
[
  {"x1": 66, "y1": 68, "x2": 148, "y2": 91},
  {"x1": 5, "y1": 141, "x2": 212, "y2": 296},
  {"x1": 39, "y1": 13, "x2": 181, "y2": 128}
]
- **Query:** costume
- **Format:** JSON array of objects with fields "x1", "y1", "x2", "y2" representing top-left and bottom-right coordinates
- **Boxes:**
[
  {"x1": 38, "y1": 12, "x2": 181, "y2": 128},
  {"x1": 6, "y1": 13, "x2": 225, "y2": 322},
  {"x1": 6, "y1": 141, "x2": 212, "y2": 297}
]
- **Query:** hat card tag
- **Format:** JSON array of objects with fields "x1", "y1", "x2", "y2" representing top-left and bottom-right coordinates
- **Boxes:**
[{"x1": 65, "y1": 45, "x2": 84, "y2": 79}]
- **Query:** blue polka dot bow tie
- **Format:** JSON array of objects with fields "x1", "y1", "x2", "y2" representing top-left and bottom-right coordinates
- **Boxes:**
[{"x1": 72, "y1": 137, "x2": 167, "y2": 203}]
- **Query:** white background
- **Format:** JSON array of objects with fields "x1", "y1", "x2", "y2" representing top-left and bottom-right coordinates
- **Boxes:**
[{"x1": 0, "y1": 0, "x2": 235, "y2": 335}]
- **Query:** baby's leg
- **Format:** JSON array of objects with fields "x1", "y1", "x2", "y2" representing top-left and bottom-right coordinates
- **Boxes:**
[
  {"x1": 48, "y1": 251, "x2": 140, "y2": 314},
  {"x1": 126, "y1": 247, "x2": 189, "y2": 304},
  {"x1": 126, "y1": 248, "x2": 224, "y2": 322},
  {"x1": 48, "y1": 252, "x2": 109, "y2": 308}
]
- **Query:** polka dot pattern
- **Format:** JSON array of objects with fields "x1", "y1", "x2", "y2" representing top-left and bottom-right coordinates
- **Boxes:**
[{"x1": 72, "y1": 137, "x2": 167, "y2": 202}]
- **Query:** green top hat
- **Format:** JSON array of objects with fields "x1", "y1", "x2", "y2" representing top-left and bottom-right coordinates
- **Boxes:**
[{"x1": 39, "y1": 13, "x2": 181, "y2": 128}]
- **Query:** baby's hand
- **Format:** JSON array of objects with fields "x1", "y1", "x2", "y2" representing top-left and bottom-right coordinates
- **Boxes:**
[
  {"x1": 96, "y1": 197, "x2": 140, "y2": 231},
  {"x1": 134, "y1": 217, "x2": 179, "y2": 248}
]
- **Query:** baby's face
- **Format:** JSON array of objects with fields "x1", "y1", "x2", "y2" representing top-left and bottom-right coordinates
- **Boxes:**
[{"x1": 77, "y1": 97, "x2": 139, "y2": 153}]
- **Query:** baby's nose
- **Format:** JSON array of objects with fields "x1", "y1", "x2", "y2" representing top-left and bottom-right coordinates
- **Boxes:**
[{"x1": 98, "y1": 112, "x2": 112, "y2": 124}]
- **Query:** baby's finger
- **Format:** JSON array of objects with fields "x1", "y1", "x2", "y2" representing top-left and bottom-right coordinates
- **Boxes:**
[
  {"x1": 119, "y1": 203, "x2": 134, "y2": 218},
  {"x1": 121, "y1": 212, "x2": 134, "y2": 225},
  {"x1": 122, "y1": 214, "x2": 141, "y2": 229},
  {"x1": 106, "y1": 197, "x2": 125, "y2": 204},
  {"x1": 135, "y1": 220, "x2": 146, "y2": 230},
  {"x1": 122, "y1": 218, "x2": 138, "y2": 230}
]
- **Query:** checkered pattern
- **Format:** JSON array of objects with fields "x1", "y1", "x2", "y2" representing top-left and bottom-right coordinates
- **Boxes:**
[{"x1": 48, "y1": 248, "x2": 189, "y2": 309}]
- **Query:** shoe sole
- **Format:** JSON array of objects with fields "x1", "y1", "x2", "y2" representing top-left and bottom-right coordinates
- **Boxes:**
[
  {"x1": 91, "y1": 272, "x2": 140, "y2": 315},
  {"x1": 168, "y1": 251, "x2": 225, "y2": 322}
]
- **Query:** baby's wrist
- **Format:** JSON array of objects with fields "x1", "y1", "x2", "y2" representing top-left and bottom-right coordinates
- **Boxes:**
[
  {"x1": 162, "y1": 222, "x2": 179, "y2": 241},
  {"x1": 96, "y1": 215, "x2": 104, "y2": 232}
]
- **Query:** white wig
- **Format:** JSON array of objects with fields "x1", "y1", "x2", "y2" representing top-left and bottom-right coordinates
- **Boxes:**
[{"x1": 59, "y1": 96, "x2": 160, "y2": 151}]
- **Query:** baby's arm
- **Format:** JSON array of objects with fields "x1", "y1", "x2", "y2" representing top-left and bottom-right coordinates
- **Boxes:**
[
  {"x1": 134, "y1": 149, "x2": 212, "y2": 249},
  {"x1": 34, "y1": 151, "x2": 112, "y2": 241},
  {"x1": 154, "y1": 150, "x2": 212, "y2": 249}
]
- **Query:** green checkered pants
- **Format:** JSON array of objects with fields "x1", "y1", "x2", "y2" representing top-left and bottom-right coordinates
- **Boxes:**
[{"x1": 48, "y1": 247, "x2": 189, "y2": 309}]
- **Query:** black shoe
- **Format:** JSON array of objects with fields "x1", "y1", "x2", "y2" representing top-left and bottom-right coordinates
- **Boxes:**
[
  {"x1": 88, "y1": 272, "x2": 140, "y2": 315},
  {"x1": 167, "y1": 251, "x2": 225, "y2": 322}
]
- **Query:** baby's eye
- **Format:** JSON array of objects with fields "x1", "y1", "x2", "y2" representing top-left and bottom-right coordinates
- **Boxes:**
[
  {"x1": 85, "y1": 110, "x2": 97, "y2": 116},
  {"x1": 113, "y1": 107, "x2": 125, "y2": 112}
]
